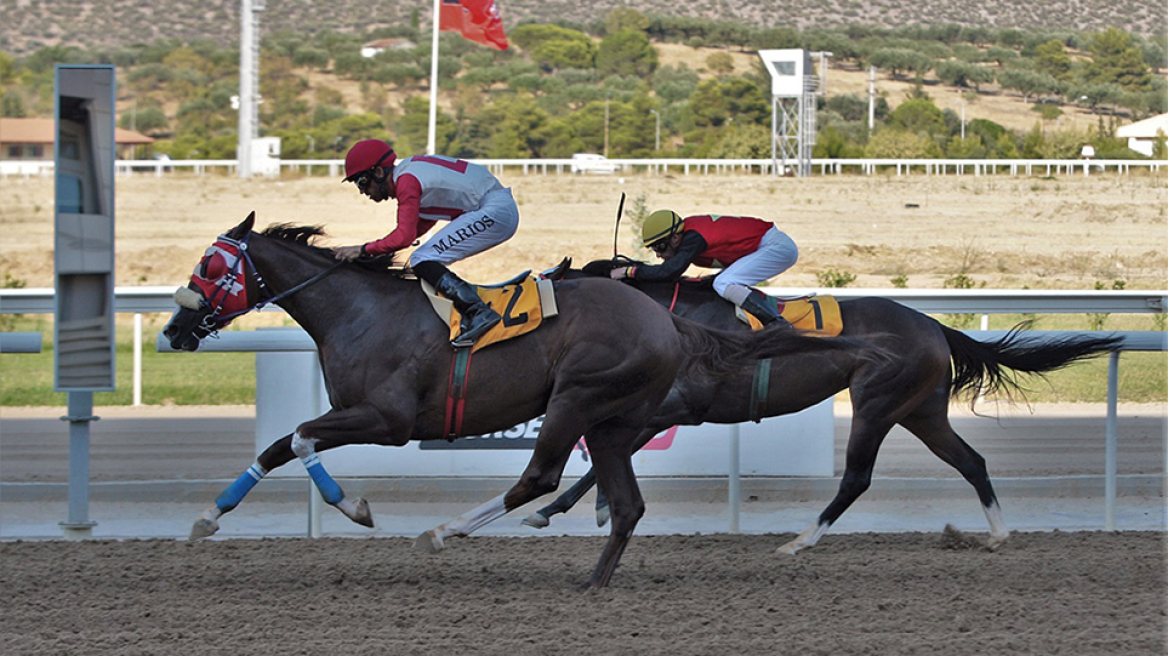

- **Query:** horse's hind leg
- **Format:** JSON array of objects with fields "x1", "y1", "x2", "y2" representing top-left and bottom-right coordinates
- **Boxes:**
[
  {"x1": 190, "y1": 435, "x2": 297, "y2": 539},
  {"x1": 898, "y1": 402, "x2": 1009, "y2": 550},
  {"x1": 524, "y1": 424, "x2": 660, "y2": 529},
  {"x1": 522, "y1": 468, "x2": 597, "y2": 528},
  {"x1": 778, "y1": 414, "x2": 894, "y2": 555},
  {"x1": 583, "y1": 424, "x2": 646, "y2": 589},
  {"x1": 417, "y1": 407, "x2": 584, "y2": 552}
]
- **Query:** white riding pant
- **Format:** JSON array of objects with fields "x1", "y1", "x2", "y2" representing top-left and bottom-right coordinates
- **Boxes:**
[
  {"x1": 409, "y1": 187, "x2": 519, "y2": 267},
  {"x1": 713, "y1": 227, "x2": 799, "y2": 306}
]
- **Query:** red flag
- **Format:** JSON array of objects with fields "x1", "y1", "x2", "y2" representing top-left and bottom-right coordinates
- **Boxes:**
[{"x1": 439, "y1": 0, "x2": 509, "y2": 50}]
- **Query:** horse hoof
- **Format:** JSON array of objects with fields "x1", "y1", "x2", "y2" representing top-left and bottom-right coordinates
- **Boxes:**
[
  {"x1": 776, "y1": 541, "x2": 802, "y2": 556},
  {"x1": 190, "y1": 518, "x2": 219, "y2": 540},
  {"x1": 340, "y1": 497, "x2": 374, "y2": 528},
  {"x1": 522, "y1": 513, "x2": 549, "y2": 529},
  {"x1": 415, "y1": 529, "x2": 445, "y2": 553},
  {"x1": 595, "y1": 507, "x2": 610, "y2": 528},
  {"x1": 986, "y1": 535, "x2": 1008, "y2": 552}
]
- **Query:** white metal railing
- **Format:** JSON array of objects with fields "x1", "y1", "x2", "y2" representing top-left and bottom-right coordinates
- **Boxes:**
[
  {"x1": 3, "y1": 285, "x2": 1164, "y2": 417},
  {"x1": 3, "y1": 286, "x2": 1163, "y2": 315},
  {"x1": 3, "y1": 157, "x2": 1164, "y2": 179}
]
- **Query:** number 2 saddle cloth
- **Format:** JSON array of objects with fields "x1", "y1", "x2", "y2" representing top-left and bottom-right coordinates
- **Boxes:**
[
  {"x1": 421, "y1": 271, "x2": 558, "y2": 353},
  {"x1": 736, "y1": 293, "x2": 843, "y2": 336}
]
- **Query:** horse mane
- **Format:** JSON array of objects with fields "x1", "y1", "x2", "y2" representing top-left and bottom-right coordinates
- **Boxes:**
[
  {"x1": 262, "y1": 223, "x2": 329, "y2": 249},
  {"x1": 260, "y1": 223, "x2": 410, "y2": 276}
]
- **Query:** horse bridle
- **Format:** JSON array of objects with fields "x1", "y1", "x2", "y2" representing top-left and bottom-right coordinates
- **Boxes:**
[{"x1": 184, "y1": 231, "x2": 344, "y2": 335}]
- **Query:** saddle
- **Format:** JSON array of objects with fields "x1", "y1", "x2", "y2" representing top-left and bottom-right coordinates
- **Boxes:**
[
  {"x1": 736, "y1": 294, "x2": 843, "y2": 336},
  {"x1": 421, "y1": 271, "x2": 559, "y2": 353}
]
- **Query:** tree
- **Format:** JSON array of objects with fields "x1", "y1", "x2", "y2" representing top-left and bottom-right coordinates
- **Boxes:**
[
  {"x1": 1033, "y1": 40, "x2": 1073, "y2": 82},
  {"x1": 865, "y1": 130, "x2": 942, "y2": 158},
  {"x1": 1083, "y1": 28, "x2": 1152, "y2": 91},
  {"x1": 868, "y1": 48, "x2": 935, "y2": 80},
  {"x1": 886, "y1": 98, "x2": 946, "y2": 136},
  {"x1": 509, "y1": 24, "x2": 590, "y2": 53},
  {"x1": 596, "y1": 30, "x2": 659, "y2": 79},
  {"x1": 998, "y1": 69, "x2": 1062, "y2": 103},
  {"x1": 708, "y1": 123, "x2": 770, "y2": 158},
  {"x1": 531, "y1": 38, "x2": 595, "y2": 71},
  {"x1": 706, "y1": 52, "x2": 735, "y2": 76},
  {"x1": 2, "y1": 91, "x2": 27, "y2": 118},
  {"x1": 653, "y1": 64, "x2": 699, "y2": 105},
  {"x1": 605, "y1": 7, "x2": 649, "y2": 35},
  {"x1": 934, "y1": 60, "x2": 994, "y2": 90},
  {"x1": 688, "y1": 78, "x2": 768, "y2": 127}
]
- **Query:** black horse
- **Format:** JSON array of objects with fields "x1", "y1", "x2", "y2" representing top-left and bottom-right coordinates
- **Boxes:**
[
  {"x1": 162, "y1": 214, "x2": 871, "y2": 587},
  {"x1": 511, "y1": 264, "x2": 1121, "y2": 553}
]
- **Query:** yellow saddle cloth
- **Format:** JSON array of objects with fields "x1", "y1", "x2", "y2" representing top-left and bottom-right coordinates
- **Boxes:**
[
  {"x1": 422, "y1": 274, "x2": 559, "y2": 352},
  {"x1": 736, "y1": 295, "x2": 843, "y2": 336}
]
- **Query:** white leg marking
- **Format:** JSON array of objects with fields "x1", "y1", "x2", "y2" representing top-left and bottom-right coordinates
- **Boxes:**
[
  {"x1": 416, "y1": 493, "x2": 509, "y2": 553},
  {"x1": 984, "y1": 502, "x2": 1010, "y2": 550},
  {"x1": 291, "y1": 431, "x2": 315, "y2": 459},
  {"x1": 777, "y1": 521, "x2": 831, "y2": 556}
]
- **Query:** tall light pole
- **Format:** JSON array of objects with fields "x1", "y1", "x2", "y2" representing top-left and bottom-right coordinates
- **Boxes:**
[
  {"x1": 238, "y1": 0, "x2": 263, "y2": 178},
  {"x1": 603, "y1": 93, "x2": 611, "y2": 158},
  {"x1": 649, "y1": 109, "x2": 660, "y2": 151}
]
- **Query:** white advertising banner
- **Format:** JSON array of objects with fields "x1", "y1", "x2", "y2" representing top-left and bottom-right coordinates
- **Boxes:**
[{"x1": 257, "y1": 350, "x2": 833, "y2": 480}]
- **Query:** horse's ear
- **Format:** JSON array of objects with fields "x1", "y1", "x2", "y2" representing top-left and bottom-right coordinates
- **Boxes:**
[{"x1": 228, "y1": 212, "x2": 256, "y2": 240}]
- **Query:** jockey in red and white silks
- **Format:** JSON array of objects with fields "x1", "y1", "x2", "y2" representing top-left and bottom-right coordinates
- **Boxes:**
[{"x1": 335, "y1": 140, "x2": 519, "y2": 347}]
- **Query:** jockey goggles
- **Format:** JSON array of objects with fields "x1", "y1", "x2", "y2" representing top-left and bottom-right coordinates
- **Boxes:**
[{"x1": 351, "y1": 149, "x2": 395, "y2": 190}]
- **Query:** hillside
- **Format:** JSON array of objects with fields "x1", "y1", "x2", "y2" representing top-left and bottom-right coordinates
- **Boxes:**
[{"x1": 1, "y1": 0, "x2": 1163, "y2": 56}]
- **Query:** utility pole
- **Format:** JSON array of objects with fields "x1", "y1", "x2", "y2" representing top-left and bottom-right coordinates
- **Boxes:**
[
  {"x1": 650, "y1": 109, "x2": 660, "y2": 151},
  {"x1": 867, "y1": 66, "x2": 876, "y2": 135},
  {"x1": 603, "y1": 94, "x2": 610, "y2": 158},
  {"x1": 238, "y1": 0, "x2": 263, "y2": 178}
]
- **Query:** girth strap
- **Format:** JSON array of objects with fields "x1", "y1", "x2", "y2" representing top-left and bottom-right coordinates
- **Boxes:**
[
  {"x1": 749, "y1": 358, "x2": 772, "y2": 423},
  {"x1": 444, "y1": 347, "x2": 474, "y2": 439}
]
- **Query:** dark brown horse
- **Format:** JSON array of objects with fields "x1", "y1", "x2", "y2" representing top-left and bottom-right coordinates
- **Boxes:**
[
  {"x1": 511, "y1": 263, "x2": 1121, "y2": 553},
  {"x1": 162, "y1": 214, "x2": 872, "y2": 587}
]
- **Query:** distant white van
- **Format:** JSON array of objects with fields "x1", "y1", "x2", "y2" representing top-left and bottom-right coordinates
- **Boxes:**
[{"x1": 570, "y1": 153, "x2": 619, "y2": 174}]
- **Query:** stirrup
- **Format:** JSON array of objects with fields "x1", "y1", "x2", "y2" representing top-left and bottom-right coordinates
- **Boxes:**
[{"x1": 452, "y1": 308, "x2": 501, "y2": 348}]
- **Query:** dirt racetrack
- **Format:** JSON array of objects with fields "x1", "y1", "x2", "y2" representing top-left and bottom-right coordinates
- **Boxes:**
[{"x1": 1, "y1": 531, "x2": 1162, "y2": 655}]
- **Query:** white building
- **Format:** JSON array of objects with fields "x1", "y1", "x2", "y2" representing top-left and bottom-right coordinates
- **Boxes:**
[
  {"x1": 360, "y1": 38, "x2": 417, "y2": 58},
  {"x1": 1115, "y1": 113, "x2": 1168, "y2": 157}
]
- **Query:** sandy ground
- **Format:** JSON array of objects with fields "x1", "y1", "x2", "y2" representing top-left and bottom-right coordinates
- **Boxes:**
[
  {"x1": 1, "y1": 172, "x2": 1166, "y2": 291},
  {"x1": 1, "y1": 531, "x2": 1163, "y2": 654}
]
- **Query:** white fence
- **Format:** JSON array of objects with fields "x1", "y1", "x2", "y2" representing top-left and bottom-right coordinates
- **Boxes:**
[
  {"x1": 2, "y1": 157, "x2": 1164, "y2": 180},
  {"x1": 3, "y1": 286, "x2": 1164, "y2": 406}
]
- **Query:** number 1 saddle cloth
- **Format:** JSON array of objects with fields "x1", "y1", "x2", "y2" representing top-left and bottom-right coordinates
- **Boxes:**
[{"x1": 735, "y1": 294, "x2": 843, "y2": 336}]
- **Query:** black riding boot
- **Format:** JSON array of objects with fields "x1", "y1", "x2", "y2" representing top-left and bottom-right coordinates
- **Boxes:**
[
  {"x1": 739, "y1": 290, "x2": 792, "y2": 328},
  {"x1": 436, "y1": 272, "x2": 502, "y2": 347}
]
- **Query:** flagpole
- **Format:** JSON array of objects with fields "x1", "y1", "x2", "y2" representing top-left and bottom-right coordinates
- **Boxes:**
[{"x1": 427, "y1": 0, "x2": 439, "y2": 154}]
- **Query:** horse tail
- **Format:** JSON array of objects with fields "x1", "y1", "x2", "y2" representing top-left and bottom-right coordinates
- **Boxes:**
[
  {"x1": 670, "y1": 315, "x2": 880, "y2": 377},
  {"x1": 940, "y1": 322, "x2": 1122, "y2": 399}
]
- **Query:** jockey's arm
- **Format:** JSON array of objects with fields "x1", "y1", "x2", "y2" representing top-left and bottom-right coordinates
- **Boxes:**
[
  {"x1": 628, "y1": 232, "x2": 707, "y2": 281},
  {"x1": 364, "y1": 174, "x2": 435, "y2": 256}
]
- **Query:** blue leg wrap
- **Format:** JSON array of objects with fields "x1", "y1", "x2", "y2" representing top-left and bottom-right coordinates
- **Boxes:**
[
  {"x1": 302, "y1": 454, "x2": 344, "y2": 505},
  {"x1": 215, "y1": 463, "x2": 267, "y2": 513}
]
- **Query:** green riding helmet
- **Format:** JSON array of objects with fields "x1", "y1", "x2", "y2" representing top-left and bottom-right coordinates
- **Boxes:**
[{"x1": 642, "y1": 209, "x2": 683, "y2": 249}]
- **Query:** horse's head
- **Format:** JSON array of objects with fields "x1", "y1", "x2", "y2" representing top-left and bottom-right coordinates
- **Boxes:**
[{"x1": 163, "y1": 212, "x2": 257, "y2": 351}]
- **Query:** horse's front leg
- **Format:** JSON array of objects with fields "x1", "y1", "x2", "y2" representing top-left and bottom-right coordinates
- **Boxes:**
[
  {"x1": 289, "y1": 404, "x2": 402, "y2": 529},
  {"x1": 190, "y1": 434, "x2": 296, "y2": 539},
  {"x1": 189, "y1": 404, "x2": 392, "y2": 539}
]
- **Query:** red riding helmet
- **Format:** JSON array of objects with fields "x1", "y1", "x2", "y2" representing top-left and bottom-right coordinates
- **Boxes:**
[{"x1": 343, "y1": 140, "x2": 396, "y2": 181}]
